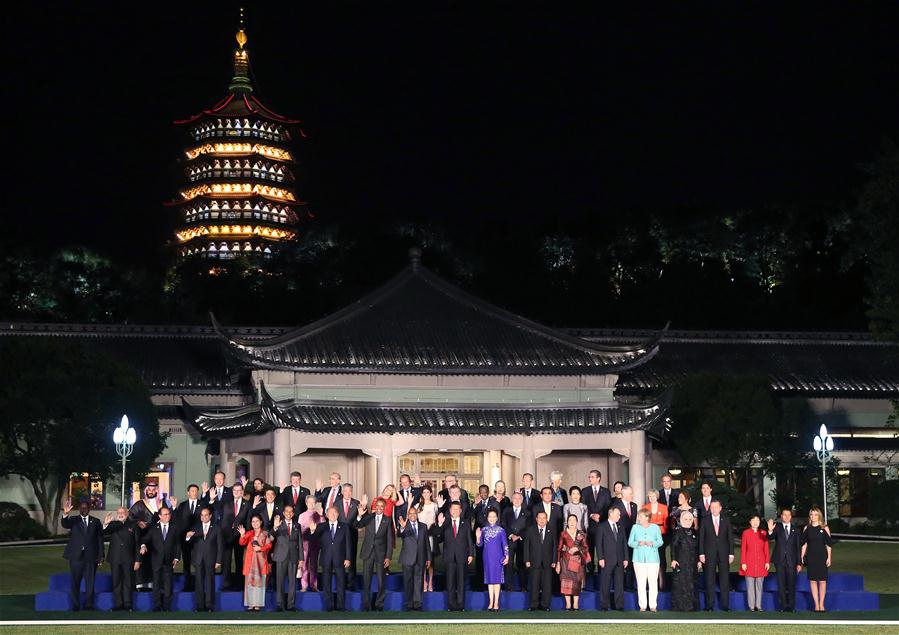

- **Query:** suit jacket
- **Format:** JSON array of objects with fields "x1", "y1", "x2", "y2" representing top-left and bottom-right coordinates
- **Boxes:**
[
  {"x1": 550, "y1": 486, "x2": 569, "y2": 506},
  {"x1": 698, "y1": 515, "x2": 734, "y2": 561},
  {"x1": 61, "y1": 514, "x2": 104, "y2": 563},
  {"x1": 472, "y1": 497, "x2": 496, "y2": 528},
  {"x1": 141, "y1": 522, "x2": 182, "y2": 570},
  {"x1": 188, "y1": 522, "x2": 224, "y2": 568},
  {"x1": 658, "y1": 488, "x2": 681, "y2": 510},
  {"x1": 357, "y1": 512, "x2": 395, "y2": 561},
  {"x1": 312, "y1": 521, "x2": 354, "y2": 566},
  {"x1": 582, "y1": 485, "x2": 612, "y2": 528},
  {"x1": 398, "y1": 520, "x2": 431, "y2": 566},
  {"x1": 315, "y1": 485, "x2": 343, "y2": 511},
  {"x1": 271, "y1": 519, "x2": 304, "y2": 563},
  {"x1": 279, "y1": 485, "x2": 311, "y2": 514},
  {"x1": 438, "y1": 498, "x2": 472, "y2": 523},
  {"x1": 523, "y1": 524, "x2": 557, "y2": 568},
  {"x1": 501, "y1": 506, "x2": 530, "y2": 541},
  {"x1": 102, "y1": 519, "x2": 139, "y2": 565},
  {"x1": 335, "y1": 497, "x2": 361, "y2": 530},
  {"x1": 610, "y1": 499, "x2": 639, "y2": 538},
  {"x1": 520, "y1": 487, "x2": 541, "y2": 510},
  {"x1": 769, "y1": 522, "x2": 802, "y2": 567},
  {"x1": 695, "y1": 497, "x2": 715, "y2": 525},
  {"x1": 252, "y1": 502, "x2": 283, "y2": 531},
  {"x1": 596, "y1": 520, "x2": 627, "y2": 566},
  {"x1": 219, "y1": 496, "x2": 251, "y2": 544},
  {"x1": 201, "y1": 486, "x2": 233, "y2": 509},
  {"x1": 175, "y1": 499, "x2": 203, "y2": 539},
  {"x1": 533, "y1": 501, "x2": 565, "y2": 534},
  {"x1": 438, "y1": 488, "x2": 471, "y2": 514},
  {"x1": 430, "y1": 516, "x2": 475, "y2": 564}
]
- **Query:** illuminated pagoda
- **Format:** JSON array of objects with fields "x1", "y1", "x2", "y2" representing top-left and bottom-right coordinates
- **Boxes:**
[{"x1": 169, "y1": 10, "x2": 306, "y2": 260}]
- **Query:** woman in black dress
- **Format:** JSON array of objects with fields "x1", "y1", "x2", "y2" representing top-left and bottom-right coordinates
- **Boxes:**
[
  {"x1": 801, "y1": 507, "x2": 833, "y2": 612},
  {"x1": 669, "y1": 510, "x2": 699, "y2": 611}
]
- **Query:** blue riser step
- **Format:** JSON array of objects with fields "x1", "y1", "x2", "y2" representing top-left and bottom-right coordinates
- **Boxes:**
[{"x1": 34, "y1": 588, "x2": 880, "y2": 612}]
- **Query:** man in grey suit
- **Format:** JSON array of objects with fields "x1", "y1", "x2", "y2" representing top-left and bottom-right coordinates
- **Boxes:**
[
  {"x1": 397, "y1": 506, "x2": 431, "y2": 611},
  {"x1": 271, "y1": 504, "x2": 304, "y2": 611},
  {"x1": 356, "y1": 496, "x2": 395, "y2": 611}
]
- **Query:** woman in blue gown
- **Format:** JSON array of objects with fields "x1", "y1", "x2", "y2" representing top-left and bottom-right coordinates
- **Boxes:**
[{"x1": 476, "y1": 508, "x2": 509, "y2": 612}]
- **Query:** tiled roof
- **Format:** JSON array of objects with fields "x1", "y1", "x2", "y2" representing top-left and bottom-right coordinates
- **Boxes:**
[{"x1": 212, "y1": 253, "x2": 663, "y2": 375}]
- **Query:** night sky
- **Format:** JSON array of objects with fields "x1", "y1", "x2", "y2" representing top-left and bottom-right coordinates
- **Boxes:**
[{"x1": 7, "y1": 2, "x2": 899, "y2": 265}]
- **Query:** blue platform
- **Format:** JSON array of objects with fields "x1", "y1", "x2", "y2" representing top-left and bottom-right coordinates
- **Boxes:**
[{"x1": 35, "y1": 571, "x2": 879, "y2": 612}]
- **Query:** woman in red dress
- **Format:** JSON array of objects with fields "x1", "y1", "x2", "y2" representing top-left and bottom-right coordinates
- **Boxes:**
[
  {"x1": 739, "y1": 514, "x2": 770, "y2": 611},
  {"x1": 237, "y1": 514, "x2": 273, "y2": 611},
  {"x1": 375, "y1": 484, "x2": 398, "y2": 521},
  {"x1": 555, "y1": 514, "x2": 590, "y2": 610}
]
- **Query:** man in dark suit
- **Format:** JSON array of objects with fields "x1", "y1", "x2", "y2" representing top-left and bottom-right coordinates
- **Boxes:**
[
  {"x1": 101, "y1": 507, "x2": 140, "y2": 611},
  {"x1": 271, "y1": 504, "x2": 304, "y2": 611},
  {"x1": 61, "y1": 499, "x2": 104, "y2": 611},
  {"x1": 596, "y1": 506, "x2": 628, "y2": 610},
  {"x1": 698, "y1": 500, "x2": 734, "y2": 611},
  {"x1": 201, "y1": 472, "x2": 233, "y2": 520},
  {"x1": 185, "y1": 506, "x2": 222, "y2": 612},
  {"x1": 520, "y1": 473, "x2": 541, "y2": 511},
  {"x1": 314, "y1": 472, "x2": 343, "y2": 513},
  {"x1": 582, "y1": 469, "x2": 612, "y2": 571},
  {"x1": 335, "y1": 483, "x2": 361, "y2": 590},
  {"x1": 534, "y1": 487, "x2": 564, "y2": 534},
  {"x1": 175, "y1": 484, "x2": 203, "y2": 591},
  {"x1": 549, "y1": 471, "x2": 569, "y2": 506},
  {"x1": 279, "y1": 472, "x2": 311, "y2": 515},
  {"x1": 524, "y1": 509, "x2": 557, "y2": 611},
  {"x1": 140, "y1": 506, "x2": 181, "y2": 611},
  {"x1": 252, "y1": 487, "x2": 282, "y2": 531},
  {"x1": 397, "y1": 507, "x2": 431, "y2": 611},
  {"x1": 357, "y1": 497, "x2": 395, "y2": 611},
  {"x1": 767, "y1": 508, "x2": 803, "y2": 612},
  {"x1": 219, "y1": 482, "x2": 250, "y2": 590},
  {"x1": 695, "y1": 481, "x2": 715, "y2": 526},
  {"x1": 309, "y1": 506, "x2": 353, "y2": 611},
  {"x1": 438, "y1": 475, "x2": 470, "y2": 515},
  {"x1": 394, "y1": 473, "x2": 422, "y2": 527},
  {"x1": 501, "y1": 492, "x2": 530, "y2": 591},
  {"x1": 610, "y1": 485, "x2": 638, "y2": 589},
  {"x1": 430, "y1": 501, "x2": 475, "y2": 611},
  {"x1": 658, "y1": 473, "x2": 680, "y2": 510}
]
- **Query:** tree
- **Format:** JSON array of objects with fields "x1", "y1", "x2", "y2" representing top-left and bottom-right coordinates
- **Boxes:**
[{"x1": 0, "y1": 338, "x2": 167, "y2": 532}]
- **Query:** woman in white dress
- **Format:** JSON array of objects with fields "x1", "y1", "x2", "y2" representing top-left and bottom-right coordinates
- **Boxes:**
[{"x1": 417, "y1": 484, "x2": 440, "y2": 592}]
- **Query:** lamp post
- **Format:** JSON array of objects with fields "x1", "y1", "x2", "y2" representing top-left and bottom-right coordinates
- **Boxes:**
[
  {"x1": 113, "y1": 415, "x2": 137, "y2": 508},
  {"x1": 813, "y1": 424, "x2": 834, "y2": 523}
]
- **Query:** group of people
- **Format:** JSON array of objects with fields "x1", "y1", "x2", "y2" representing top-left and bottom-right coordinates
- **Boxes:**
[{"x1": 60, "y1": 469, "x2": 834, "y2": 613}]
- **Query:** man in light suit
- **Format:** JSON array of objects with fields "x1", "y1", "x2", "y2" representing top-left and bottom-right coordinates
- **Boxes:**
[
  {"x1": 524, "y1": 509, "x2": 557, "y2": 611},
  {"x1": 61, "y1": 499, "x2": 104, "y2": 611},
  {"x1": 357, "y1": 497, "x2": 395, "y2": 611},
  {"x1": 271, "y1": 504, "x2": 304, "y2": 611},
  {"x1": 582, "y1": 469, "x2": 612, "y2": 571},
  {"x1": 596, "y1": 506, "x2": 628, "y2": 611},
  {"x1": 184, "y1": 506, "x2": 222, "y2": 612},
  {"x1": 398, "y1": 506, "x2": 431, "y2": 611},
  {"x1": 698, "y1": 500, "x2": 734, "y2": 611},
  {"x1": 309, "y1": 506, "x2": 353, "y2": 611},
  {"x1": 767, "y1": 508, "x2": 803, "y2": 612}
]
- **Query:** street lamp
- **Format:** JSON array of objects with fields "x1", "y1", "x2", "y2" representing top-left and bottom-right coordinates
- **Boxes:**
[
  {"x1": 813, "y1": 423, "x2": 834, "y2": 523},
  {"x1": 113, "y1": 415, "x2": 137, "y2": 508}
]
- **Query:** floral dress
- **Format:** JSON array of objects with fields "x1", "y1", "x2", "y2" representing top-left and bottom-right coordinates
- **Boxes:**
[{"x1": 558, "y1": 529, "x2": 590, "y2": 595}]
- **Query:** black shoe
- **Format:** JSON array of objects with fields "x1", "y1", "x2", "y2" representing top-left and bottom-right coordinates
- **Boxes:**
[
  {"x1": 527, "y1": 608, "x2": 536, "y2": 612},
  {"x1": 275, "y1": 607, "x2": 284, "y2": 612},
  {"x1": 544, "y1": 607, "x2": 551, "y2": 611},
  {"x1": 704, "y1": 607, "x2": 713, "y2": 612},
  {"x1": 721, "y1": 607, "x2": 729, "y2": 612}
]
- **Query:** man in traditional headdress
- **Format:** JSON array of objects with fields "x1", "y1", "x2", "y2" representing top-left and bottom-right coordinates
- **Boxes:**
[{"x1": 129, "y1": 478, "x2": 174, "y2": 589}]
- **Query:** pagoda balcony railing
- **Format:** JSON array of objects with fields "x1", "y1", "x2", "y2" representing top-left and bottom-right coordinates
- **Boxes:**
[
  {"x1": 187, "y1": 169, "x2": 291, "y2": 183},
  {"x1": 192, "y1": 128, "x2": 285, "y2": 143},
  {"x1": 185, "y1": 210, "x2": 291, "y2": 224}
]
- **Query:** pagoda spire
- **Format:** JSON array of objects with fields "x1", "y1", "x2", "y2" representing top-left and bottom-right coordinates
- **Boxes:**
[{"x1": 229, "y1": 7, "x2": 253, "y2": 94}]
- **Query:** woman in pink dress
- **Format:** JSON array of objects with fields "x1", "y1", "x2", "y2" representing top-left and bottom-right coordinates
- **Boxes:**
[{"x1": 298, "y1": 494, "x2": 322, "y2": 591}]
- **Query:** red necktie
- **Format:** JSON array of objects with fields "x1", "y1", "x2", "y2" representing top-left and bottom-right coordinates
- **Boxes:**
[
  {"x1": 328, "y1": 489, "x2": 336, "y2": 509},
  {"x1": 453, "y1": 520, "x2": 458, "y2": 537},
  {"x1": 344, "y1": 500, "x2": 349, "y2": 517},
  {"x1": 234, "y1": 500, "x2": 239, "y2": 516},
  {"x1": 293, "y1": 489, "x2": 298, "y2": 505},
  {"x1": 714, "y1": 517, "x2": 719, "y2": 536}
]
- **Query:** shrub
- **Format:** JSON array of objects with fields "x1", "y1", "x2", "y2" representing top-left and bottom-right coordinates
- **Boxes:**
[
  {"x1": 682, "y1": 481, "x2": 757, "y2": 529},
  {"x1": 867, "y1": 480, "x2": 899, "y2": 526},
  {"x1": 0, "y1": 501, "x2": 51, "y2": 541}
]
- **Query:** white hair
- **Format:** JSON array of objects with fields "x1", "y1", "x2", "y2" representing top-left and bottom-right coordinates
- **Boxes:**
[
  {"x1": 621, "y1": 486, "x2": 633, "y2": 495},
  {"x1": 550, "y1": 470, "x2": 563, "y2": 481}
]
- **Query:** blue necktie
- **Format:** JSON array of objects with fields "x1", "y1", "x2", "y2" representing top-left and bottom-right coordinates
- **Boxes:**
[
  {"x1": 413, "y1": 523, "x2": 418, "y2": 539},
  {"x1": 331, "y1": 524, "x2": 336, "y2": 540}
]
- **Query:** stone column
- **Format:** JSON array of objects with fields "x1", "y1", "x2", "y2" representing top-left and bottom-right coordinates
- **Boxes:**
[
  {"x1": 273, "y1": 428, "x2": 291, "y2": 485},
  {"x1": 629, "y1": 429, "x2": 647, "y2": 505},
  {"x1": 377, "y1": 434, "x2": 395, "y2": 492},
  {"x1": 220, "y1": 439, "x2": 236, "y2": 484},
  {"x1": 520, "y1": 434, "x2": 536, "y2": 479}
]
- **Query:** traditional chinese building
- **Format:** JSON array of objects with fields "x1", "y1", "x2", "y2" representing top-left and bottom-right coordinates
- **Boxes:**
[
  {"x1": 169, "y1": 15, "x2": 306, "y2": 259},
  {"x1": 2, "y1": 250, "x2": 897, "y2": 522}
]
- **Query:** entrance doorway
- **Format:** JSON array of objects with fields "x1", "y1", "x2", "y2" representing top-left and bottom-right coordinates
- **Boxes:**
[{"x1": 398, "y1": 452, "x2": 483, "y2": 500}]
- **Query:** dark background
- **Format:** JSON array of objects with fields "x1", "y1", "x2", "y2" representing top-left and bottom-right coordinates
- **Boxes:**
[{"x1": 5, "y1": 2, "x2": 899, "y2": 329}]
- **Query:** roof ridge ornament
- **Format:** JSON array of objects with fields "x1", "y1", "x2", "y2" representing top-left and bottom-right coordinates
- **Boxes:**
[{"x1": 229, "y1": 7, "x2": 253, "y2": 94}]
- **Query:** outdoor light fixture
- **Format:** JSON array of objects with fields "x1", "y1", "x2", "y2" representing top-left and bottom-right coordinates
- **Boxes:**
[
  {"x1": 113, "y1": 415, "x2": 136, "y2": 507},
  {"x1": 813, "y1": 424, "x2": 834, "y2": 523}
]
